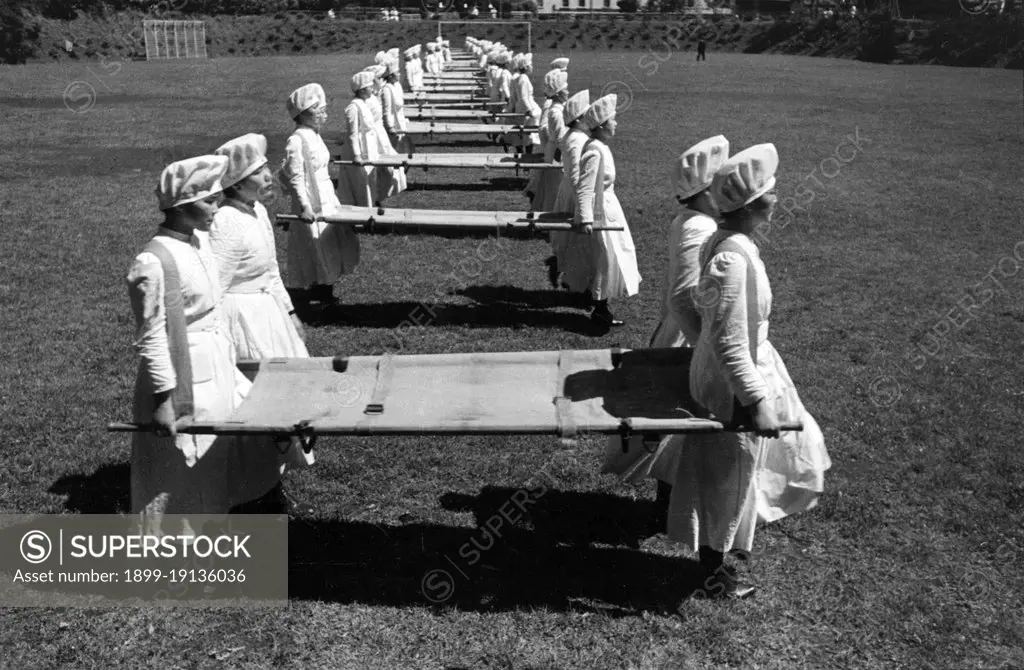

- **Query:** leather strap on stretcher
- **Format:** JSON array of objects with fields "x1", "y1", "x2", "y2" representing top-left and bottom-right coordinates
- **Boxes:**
[
  {"x1": 363, "y1": 356, "x2": 397, "y2": 416},
  {"x1": 552, "y1": 350, "x2": 576, "y2": 439}
]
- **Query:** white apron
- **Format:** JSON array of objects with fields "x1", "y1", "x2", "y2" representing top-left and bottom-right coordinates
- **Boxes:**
[
  {"x1": 575, "y1": 139, "x2": 641, "y2": 301},
  {"x1": 668, "y1": 231, "x2": 830, "y2": 552},
  {"x1": 283, "y1": 126, "x2": 360, "y2": 288},
  {"x1": 128, "y1": 231, "x2": 255, "y2": 537}
]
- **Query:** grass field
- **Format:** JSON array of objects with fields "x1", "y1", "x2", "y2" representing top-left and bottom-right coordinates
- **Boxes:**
[{"x1": 1, "y1": 51, "x2": 1023, "y2": 669}]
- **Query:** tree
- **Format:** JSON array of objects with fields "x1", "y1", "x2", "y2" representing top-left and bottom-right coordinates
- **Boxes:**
[
  {"x1": 0, "y1": 0, "x2": 39, "y2": 64},
  {"x1": 619, "y1": 0, "x2": 639, "y2": 10}
]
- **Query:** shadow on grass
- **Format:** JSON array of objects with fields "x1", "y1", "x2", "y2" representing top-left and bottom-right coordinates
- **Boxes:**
[
  {"x1": 404, "y1": 177, "x2": 529, "y2": 192},
  {"x1": 40, "y1": 472, "x2": 704, "y2": 614},
  {"x1": 408, "y1": 139, "x2": 504, "y2": 149},
  {"x1": 455, "y1": 285, "x2": 594, "y2": 310},
  {"x1": 288, "y1": 485, "x2": 704, "y2": 614},
  {"x1": 50, "y1": 462, "x2": 131, "y2": 514},
  {"x1": 302, "y1": 299, "x2": 596, "y2": 334}
]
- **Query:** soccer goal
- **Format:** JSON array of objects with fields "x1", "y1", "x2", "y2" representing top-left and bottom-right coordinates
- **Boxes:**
[
  {"x1": 438, "y1": 21, "x2": 532, "y2": 53},
  {"x1": 143, "y1": 20, "x2": 208, "y2": 60}
]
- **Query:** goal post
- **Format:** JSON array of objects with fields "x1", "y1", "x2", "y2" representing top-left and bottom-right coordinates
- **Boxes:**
[
  {"x1": 438, "y1": 21, "x2": 532, "y2": 53},
  {"x1": 143, "y1": 20, "x2": 208, "y2": 60}
]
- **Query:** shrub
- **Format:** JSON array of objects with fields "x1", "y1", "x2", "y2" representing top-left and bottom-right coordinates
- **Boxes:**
[
  {"x1": 0, "y1": 0, "x2": 39, "y2": 63},
  {"x1": 856, "y1": 10, "x2": 898, "y2": 63}
]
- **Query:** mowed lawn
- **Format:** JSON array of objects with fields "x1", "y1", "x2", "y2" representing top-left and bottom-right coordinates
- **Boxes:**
[{"x1": 0, "y1": 50, "x2": 1022, "y2": 669}]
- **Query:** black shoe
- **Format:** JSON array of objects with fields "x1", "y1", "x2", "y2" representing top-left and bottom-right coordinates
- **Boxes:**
[
  {"x1": 287, "y1": 288, "x2": 310, "y2": 311},
  {"x1": 702, "y1": 570, "x2": 755, "y2": 600},
  {"x1": 591, "y1": 308, "x2": 624, "y2": 328},
  {"x1": 545, "y1": 256, "x2": 559, "y2": 288},
  {"x1": 310, "y1": 284, "x2": 337, "y2": 305}
]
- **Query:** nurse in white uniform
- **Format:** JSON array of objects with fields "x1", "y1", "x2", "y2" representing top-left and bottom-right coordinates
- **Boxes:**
[
  {"x1": 666, "y1": 144, "x2": 830, "y2": 599},
  {"x1": 282, "y1": 83, "x2": 359, "y2": 308},
  {"x1": 209, "y1": 134, "x2": 316, "y2": 514},
  {"x1": 574, "y1": 94, "x2": 642, "y2": 330},
  {"x1": 128, "y1": 156, "x2": 253, "y2": 537},
  {"x1": 600, "y1": 135, "x2": 731, "y2": 522}
]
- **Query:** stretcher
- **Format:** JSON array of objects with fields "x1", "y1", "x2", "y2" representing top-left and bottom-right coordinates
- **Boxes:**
[
  {"x1": 273, "y1": 207, "x2": 616, "y2": 234},
  {"x1": 333, "y1": 152, "x2": 560, "y2": 173},
  {"x1": 418, "y1": 84, "x2": 485, "y2": 93},
  {"x1": 407, "y1": 101, "x2": 506, "y2": 111},
  {"x1": 108, "y1": 348, "x2": 803, "y2": 445},
  {"x1": 422, "y1": 73, "x2": 485, "y2": 81},
  {"x1": 405, "y1": 121, "x2": 539, "y2": 136},
  {"x1": 406, "y1": 110, "x2": 527, "y2": 121},
  {"x1": 410, "y1": 92, "x2": 490, "y2": 103}
]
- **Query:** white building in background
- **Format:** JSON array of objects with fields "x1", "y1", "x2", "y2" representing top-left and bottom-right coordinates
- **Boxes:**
[{"x1": 539, "y1": 0, "x2": 722, "y2": 12}]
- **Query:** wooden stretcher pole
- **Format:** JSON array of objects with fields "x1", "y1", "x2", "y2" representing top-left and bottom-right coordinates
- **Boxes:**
[
  {"x1": 274, "y1": 213, "x2": 623, "y2": 232},
  {"x1": 106, "y1": 421, "x2": 804, "y2": 437}
]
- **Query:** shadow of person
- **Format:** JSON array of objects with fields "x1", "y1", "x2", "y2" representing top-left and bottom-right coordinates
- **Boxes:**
[
  {"x1": 305, "y1": 300, "x2": 594, "y2": 334},
  {"x1": 404, "y1": 177, "x2": 528, "y2": 193},
  {"x1": 563, "y1": 348, "x2": 709, "y2": 421},
  {"x1": 49, "y1": 462, "x2": 131, "y2": 514},
  {"x1": 286, "y1": 496, "x2": 706, "y2": 614},
  {"x1": 454, "y1": 284, "x2": 592, "y2": 310},
  {"x1": 438, "y1": 485, "x2": 661, "y2": 550}
]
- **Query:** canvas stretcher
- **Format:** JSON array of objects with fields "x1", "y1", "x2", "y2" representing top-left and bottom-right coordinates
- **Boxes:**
[
  {"x1": 407, "y1": 101, "x2": 506, "y2": 111},
  {"x1": 410, "y1": 92, "x2": 490, "y2": 103},
  {"x1": 405, "y1": 121, "x2": 539, "y2": 136},
  {"x1": 406, "y1": 110, "x2": 528, "y2": 121},
  {"x1": 332, "y1": 152, "x2": 560, "y2": 171},
  {"x1": 274, "y1": 207, "x2": 616, "y2": 234},
  {"x1": 108, "y1": 347, "x2": 803, "y2": 441}
]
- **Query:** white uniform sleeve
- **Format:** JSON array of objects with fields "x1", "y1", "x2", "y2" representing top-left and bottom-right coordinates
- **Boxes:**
[
  {"x1": 257, "y1": 203, "x2": 294, "y2": 313},
  {"x1": 669, "y1": 219, "x2": 716, "y2": 344},
  {"x1": 346, "y1": 103, "x2": 365, "y2": 161},
  {"x1": 703, "y1": 252, "x2": 768, "y2": 407},
  {"x1": 285, "y1": 133, "x2": 313, "y2": 212},
  {"x1": 382, "y1": 86, "x2": 395, "y2": 134},
  {"x1": 575, "y1": 144, "x2": 600, "y2": 224},
  {"x1": 208, "y1": 208, "x2": 244, "y2": 298},
  {"x1": 127, "y1": 251, "x2": 176, "y2": 394}
]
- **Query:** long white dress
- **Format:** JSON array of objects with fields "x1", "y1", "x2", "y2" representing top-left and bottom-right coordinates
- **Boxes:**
[
  {"x1": 367, "y1": 93, "x2": 407, "y2": 201},
  {"x1": 337, "y1": 97, "x2": 379, "y2": 207},
  {"x1": 503, "y1": 73, "x2": 541, "y2": 149},
  {"x1": 486, "y1": 64, "x2": 501, "y2": 102},
  {"x1": 382, "y1": 81, "x2": 412, "y2": 154},
  {"x1": 528, "y1": 99, "x2": 564, "y2": 211},
  {"x1": 209, "y1": 199, "x2": 315, "y2": 492},
  {"x1": 283, "y1": 126, "x2": 360, "y2": 289},
  {"x1": 574, "y1": 138, "x2": 641, "y2": 301},
  {"x1": 651, "y1": 210, "x2": 718, "y2": 349},
  {"x1": 128, "y1": 228, "x2": 257, "y2": 537},
  {"x1": 666, "y1": 230, "x2": 830, "y2": 553},
  {"x1": 210, "y1": 200, "x2": 309, "y2": 360},
  {"x1": 601, "y1": 209, "x2": 717, "y2": 484},
  {"x1": 555, "y1": 127, "x2": 593, "y2": 292}
]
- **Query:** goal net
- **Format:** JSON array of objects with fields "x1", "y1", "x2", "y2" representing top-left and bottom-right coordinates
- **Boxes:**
[
  {"x1": 438, "y1": 21, "x2": 533, "y2": 53},
  {"x1": 143, "y1": 20, "x2": 208, "y2": 60}
]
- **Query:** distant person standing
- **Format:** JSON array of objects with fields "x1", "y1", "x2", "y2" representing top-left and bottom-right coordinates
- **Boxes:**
[
  {"x1": 697, "y1": 39, "x2": 707, "y2": 61},
  {"x1": 489, "y1": 2, "x2": 497, "y2": 17},
  {"x1": 471, "y1": 4, "x2": 479, "y2": 16}
]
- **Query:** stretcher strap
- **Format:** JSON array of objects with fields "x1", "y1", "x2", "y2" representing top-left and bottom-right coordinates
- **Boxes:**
[
  {"x1": 553, "y1": 350, "x2": 576, "y2": 439},
  {"x1": 364, "y1": 357, "x2": 396, "y2": 416}
]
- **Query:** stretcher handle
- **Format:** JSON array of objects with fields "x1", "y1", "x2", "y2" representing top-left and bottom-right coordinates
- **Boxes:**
[
  {"x1": 276, "y1": 213, "x2": 623, "y2": 232},
  {"x1": 108, "y1": 416, "x2": 197, "y2": 433},
  {"x1": 107, "y1": 419, "x2": 319, "y2": 453}
]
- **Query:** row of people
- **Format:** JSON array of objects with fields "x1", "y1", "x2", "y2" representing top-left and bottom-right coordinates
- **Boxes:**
[
  {"x1": 129, "y1": 137, "x2": 318, "y2": 537},
  {"x1": 598, "y1": 138, "x2": 831, "y2": 598},
  {"x1": 128, "y1": 131, "x2": 828, "y2": 598}
]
